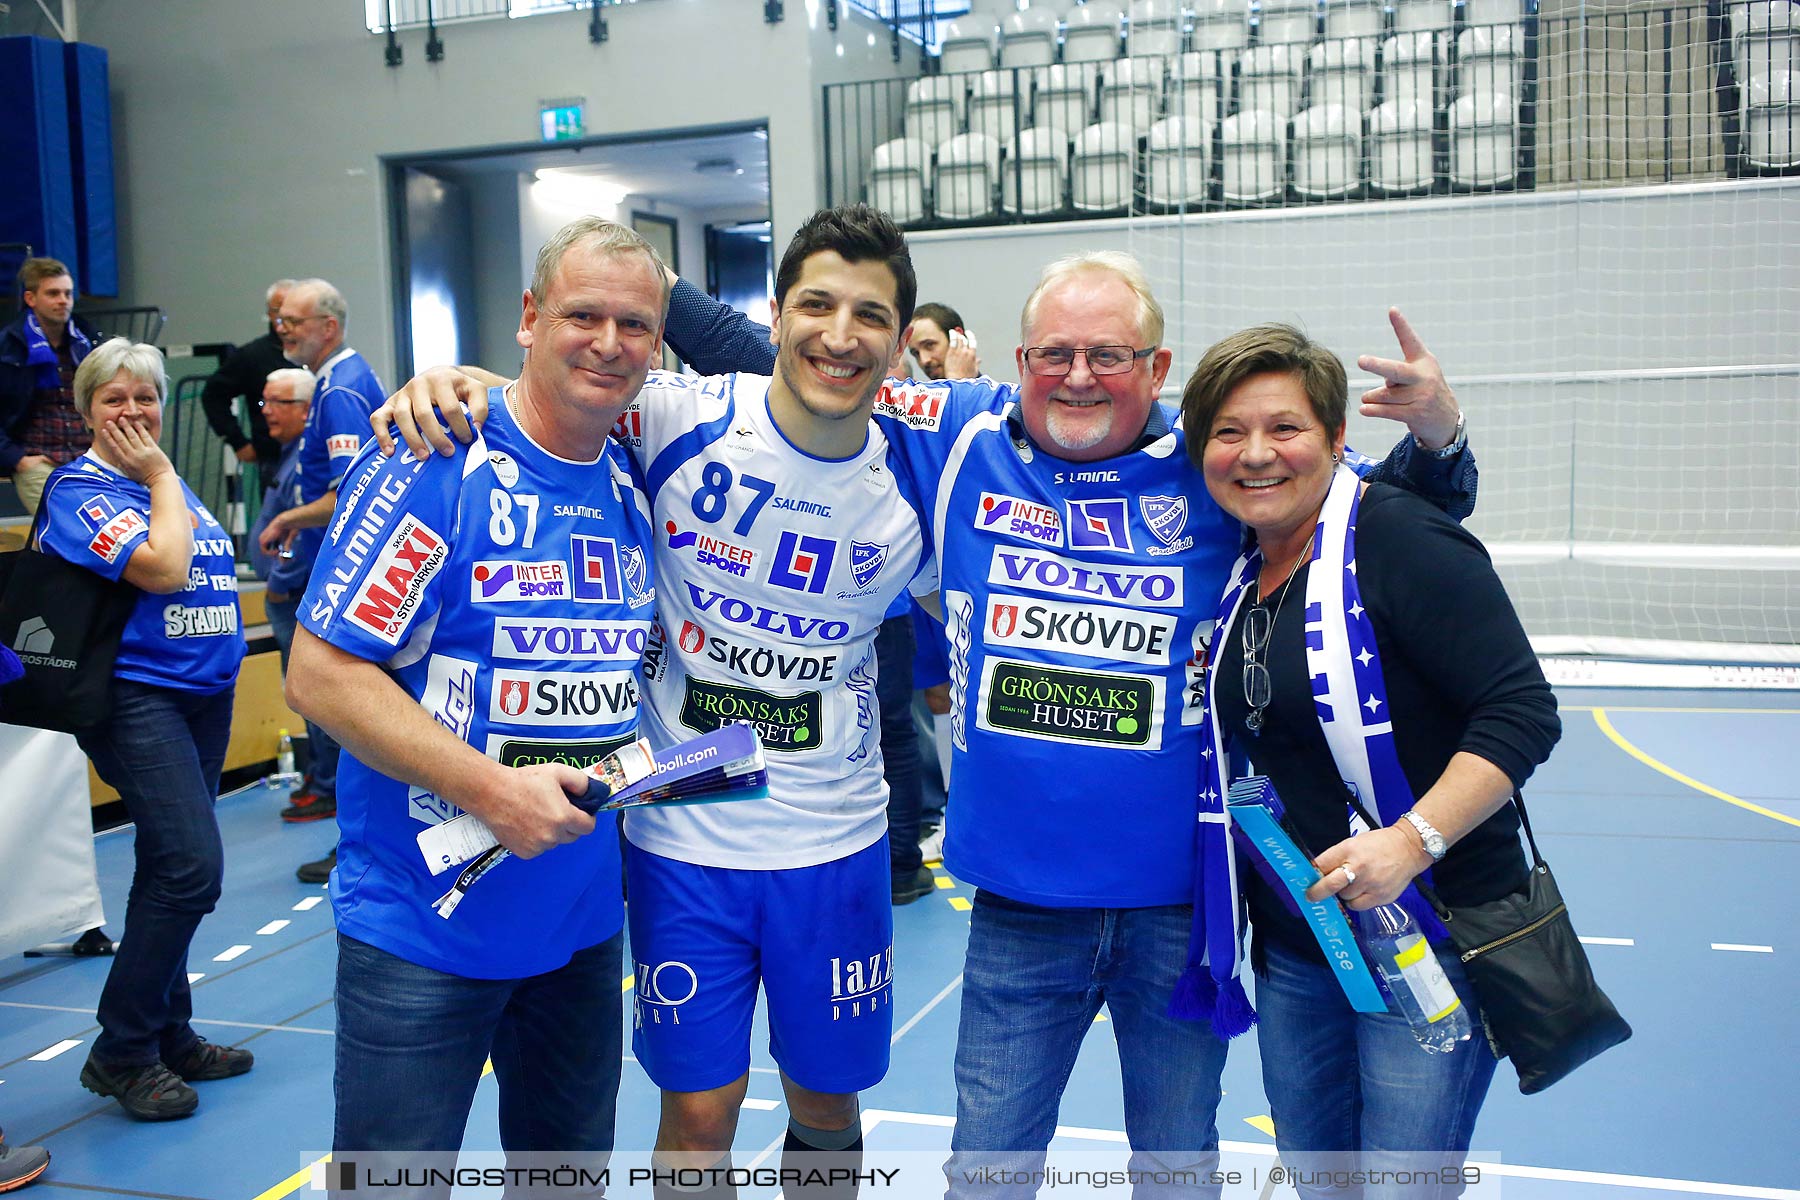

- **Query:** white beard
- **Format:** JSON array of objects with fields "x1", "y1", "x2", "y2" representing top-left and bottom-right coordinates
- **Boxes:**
[{"x1": 1044, "y1": 402, "x2": 1112, "y2": 453}]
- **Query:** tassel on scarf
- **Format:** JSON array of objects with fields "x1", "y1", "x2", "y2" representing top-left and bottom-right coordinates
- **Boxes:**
[
  {"x1": 1168, "y1": 963, "x2": 1218, "y2": 1022},
  {"x1": 1212, "y1": 976, "x2": 1257, "y2": 1039}
]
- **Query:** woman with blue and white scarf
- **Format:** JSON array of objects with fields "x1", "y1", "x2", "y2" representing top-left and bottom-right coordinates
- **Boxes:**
[{"x1": 1181, "y1": 323, "x2": 1560, "y2": 1199}]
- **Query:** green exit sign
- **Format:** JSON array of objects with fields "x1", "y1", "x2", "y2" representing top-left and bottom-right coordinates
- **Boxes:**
[{"x1": 540, "y1": 102, "x2": 585, "y2": 142}]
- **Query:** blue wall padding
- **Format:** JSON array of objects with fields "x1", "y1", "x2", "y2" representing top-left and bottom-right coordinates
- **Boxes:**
[
  {"x1": 0, "y1": 37, "x2": 78, "y2": 275},
  {"x1": 64, "y1": 42, "x2": 117, "y2": 297}
]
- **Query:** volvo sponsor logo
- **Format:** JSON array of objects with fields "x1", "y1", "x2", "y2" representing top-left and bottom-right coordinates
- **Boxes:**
[
  {"x1": 347, "y1": 515, "x2": 448, "y2": 645},
  {"x1": 976, "y1": 493, "x2": 1063, "y2": 548},
  {"x1": 471, "y1": 559, "x2": 569, "y2": 603},
  {"x1": 984, "y1": 595, "x2": 1177, "y2": 665},
  {"x1": 987, "y1": 547, "x2": 1183, "y2": 608},
  {"x1": 490, "y1": 618, "x2": 648, "y2": 661},
  {"x1": 684, "y1": 581, "x2": 850, "y2": 642},
  {"x1": 679, "y1": 677, "x2": 823, "y2": 751},
  {"x1": 487, "y1": 668, "x2": 640, "y2": 726},
  {"x1": 977, "y1": 657, "x2": 1164, "y2": 749}
]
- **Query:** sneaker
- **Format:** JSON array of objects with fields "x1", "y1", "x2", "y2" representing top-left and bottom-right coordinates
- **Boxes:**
[
  {"x1": 280, "y1": 793, "x2": 336, "y2": 823},
  {"x1": 165, "y1": 1037, "x2": 254, "y2": 1082},
  {"x1": 0, "y1": 1134, "x2": 49, "y2": 1192},
  {"x1": 79, "y1": 1056, "x2": 198, "y2": 1121},
  {"x1": 891, "y1": 865, "x2": 935, "y2": 906},
  {"x1": 918, "y1": 825, "x2": 944, "y2": 866},
  {"x1": 296, "y1": 849, "x2": 337, "y2": 885}
]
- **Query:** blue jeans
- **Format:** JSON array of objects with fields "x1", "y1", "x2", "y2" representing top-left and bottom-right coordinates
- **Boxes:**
[
  {"x1": 266, "y1": 593, "x2": 339, "y2": 797},
  {"x1": 876, "y1": 614, "x2": 921, "y2": 877},
  {"x1": 947, "y1": 892, "x2": 1229, "y2": 1199},
  {"x1": 77, "y1": 678, "x2": 233, "y2": 1068},
  {"x1": 1254, "y1": 940, "x2": 1500, "y2": 1200},
  {"x1": 333, "y1": 931, "x2": 623, "y2": 1198}
]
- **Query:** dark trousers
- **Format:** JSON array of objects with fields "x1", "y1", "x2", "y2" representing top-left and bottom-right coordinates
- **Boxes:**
[
  {"x1": 875, "y1": 614, "x2": 921, "y2": 878},
  {"x1": 77, "y1": 678, "x2": 233, "y2": 1067}
]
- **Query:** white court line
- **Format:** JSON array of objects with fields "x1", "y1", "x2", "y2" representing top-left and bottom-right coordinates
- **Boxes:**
[
  {"x1": 860, "y1": 1110, "x2": 1800, "y2": 1197},
  {"x1": 1579, "y1": 936, "x2": 1636, "y2": 946},
  {"x1": 1712, "y1": 943, "x2": 1774, "y2": 954},
  {"x1": 293, "y1": 896, "x2": 325, "y2": 911},
  {"x1": 29, "y1": 1039, "x2": 83, "y2": 1062},
  {"x1": 188, "y1": 972, "x2": 205, "y2": 983},
  {"x1": 257, "y1": 919, "x2": 291, "y2": 936},
  {"x1": 0, "y1": 1000, "x2": 334, "y2": 1036},
  {"x1": 742, "y1": 1098, "x2": 783, "y2": 1111},
  {"x1": 893, "y1": 974, "x2": 963, "y2": 1045}
]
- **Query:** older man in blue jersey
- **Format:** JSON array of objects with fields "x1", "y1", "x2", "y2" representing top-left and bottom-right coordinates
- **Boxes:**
[{"x1": 286, "y1": 219, "x2": 665, "y2": 1188}]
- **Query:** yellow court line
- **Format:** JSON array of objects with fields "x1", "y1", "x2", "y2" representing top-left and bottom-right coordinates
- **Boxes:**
[
  {"x1": 622, "y1": 972, "x2": 635, "y2": 993},
  {"x1": 1564, "y1": 704, "x2": 1800, "y2": 716},
  {"x1": 1592, "y1": 708, "x2": 1800, "y2": 829},
  {"x1": 250, "y1": 1152, "x2": 329, "y2": 1200}
]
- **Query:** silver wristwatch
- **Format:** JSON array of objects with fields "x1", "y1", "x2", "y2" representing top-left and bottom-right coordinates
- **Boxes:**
[
  {"x1": 1401, "y1": 810, "x2": 1449, "y2": 861},
  {"x1": 1417, "y1": 411, "x2": 1467, "y2": 460}
]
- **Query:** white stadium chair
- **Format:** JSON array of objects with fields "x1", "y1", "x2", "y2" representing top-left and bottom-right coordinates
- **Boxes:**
[
  {"x1": 1071, "y1": 121, "x2": 1139, "y2": 210},
  {"x1": 1744, "y1": 70, "x2": 1799, "y2": 167},
  {"x1": 1145, "y1": 115, "x2": 1213, "y2": 205},
  {"x1": 1219, "y1": 108, "x2": 1287, "y2": 202},
  {"x1": 939, "y1": 17, "x2": 998, "y2": 75},
  {"x1": 1382, "y1": 31, "x2": 1439, "y2": 109},
  {"x1": 935, "y1": 132, "x2": 1003, "y2": 219},
  {"x1": 1063, "y1": 1, "x2": 1127, "y2": 62},
  {"x1": 1309, "y1": 37, "x2": 1376, "y2": 115},
  {"x1": 1257, "y1": 0, "x2": 1318, "y2": 47},
  {"x1": 1101, "y1": 56, "x2": 1165, "y2": 130},
  {"x1": 1238, "y1": 44, "x2": 1304, "y2": 118},
  {"x1": 969, "y1": 69, "x2": 1026, "y2": 142},
  {"x1": 1034, "y1": 62, "x2": 1103, "y2": 136},
  {"x1": 1190, "y1": 0, "x2": 1253, "y2": 51},
  {"x1": 1000, "y1": 7, "x2": 1062, "y2": 67},
  {"x1": 1462, "y1": 0, "x2": 1526, "y2": 27},
  {"x1": 1170, "y1": 49, "x2": 1228, "y2": 124},
  {"x1": 1002, "y1": 126, "x2": 1072, "y2": 214},
  {"x1": 1290, "y1": 103, "x2": 1361, "y2": 197},
  {"x1": 1369, "y1": 96, "x2": 1435, "y2": 193},
  {"x1": 1458, "y1": 25, "x2": 1520, "y2": 102},
  {"x1": 1449, "y1": 90, "x2": 1517, "y2": 187},
  {"x1": 1128, "y1": 0, "x2": 1189, "y2": 57},
  {"x1": 867, "y1": 137, "x2": 933, "y2": 224},
  {"x1": 1323, "y1": 0, "x2": 1384, "y2": 40},
  {"x1": 904, "y1": 76, "x2": 966, "y2": 150},
  {"x1": 1391, "y1": 0, "x2": 1453, "y2": 33}
]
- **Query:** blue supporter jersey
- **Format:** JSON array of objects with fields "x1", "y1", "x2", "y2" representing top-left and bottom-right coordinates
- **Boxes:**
[
  {"x1": 299, "y1": 389, "x2": 656, "y2": 978},
  {"x1": 37, "y1": 453, "x2": 245, "y2": 694},
  {"x1": 296, "y1": 346, "x2": 385, "y2": 503}
]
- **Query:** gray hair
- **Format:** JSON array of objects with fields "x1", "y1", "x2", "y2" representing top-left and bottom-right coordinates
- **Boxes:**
[
  {"x1": 291, "y1": 278, "x2": 348, "y2": 327},
  {"x1": 265, "y1": 278, "x2": 299, "y2": 304},
  {"x1": 1019, "y1": 251, "x2": 1165, "y2": 349},
  {"x1": 73, "y1": 338, "x2": 167, "y2": 418},
  {"x1": 530, "y1": 217, "x2": 670, "y2": 316},
  {"x1": 265, "y1": 366, "x2": 318, "y2": 400}
]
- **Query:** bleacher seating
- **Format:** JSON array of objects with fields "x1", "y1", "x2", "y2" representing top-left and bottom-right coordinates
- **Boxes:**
[
  {"x1": 1219, "y1": 109, "x2": 1287, "y2": 201},
  {"x1": 1458, "y1": 25, "x2": 1520, "y2": 101},
  {"x1": 1064, "y1": 2, "x2": 1127, "y2": 62},
  {"x1": 1292, "y1": 103, "x2": 1362, "y2": 197},
  {"x1": 1001, "y1": 8, "x2": 1062, "y2": 67},
  {"x1": 1449, "y1": 90, "x2": 1517, "y2": 187},
  {"x1": 1383, "y1": 31, "x2": 1440, "y2": 108},
  {"x1": 1369, "y1": 96, "x2": 1435, "y2": 193},
  {"x1": 1258, "y1": 0, "x2": 1319, "y2": 46},
  {"x1": 1323, "y1": 0, "x2": 1384, "y2": 40},
  {"x1": 1309, "y1": 36, "x2": 1376, "y2": 114},
  {"x1": 1145, "y1": 115, "x2": 1213, "y2": 205},
  {"x1": 1192, "y1": 0, "x2": 1253, "y2": 52},
  {"x1": 1002, "y1": 126, "x2": 1073, "y2": 214},
  {"x1": 1392, "y1": 0, "x2": 1454, "y2": 33},
  {"x1": 1035, "y1": 62, "x2": 1103, "y2": 134},
  {"x1": 905, "y1": 76, "x2": 965, "y2": 149},
  {"x1": 1071, "y1": 121, "x2": 1139, "y2": 210},
  {"x1": 1127, "y1": 0, "x2": 1188, "y2": 57},
  {"x1": 937, "y1": 132, "x2": 1003, "y2": 219},
  {"x1": 940, "y1": 17, "x2": 998, "y2": 74},
  {"x1": 1737, "y1": 1, "x2": 1798, "y2": 167},
  {"x1": 1239, "y1": 44, "x2": 1305, "y2": 118},
  {"x1": 1463, "y1": 0, "x2": 1526, "y2": 26},
  {"x1": 1101, "y1": 56, "x2": 1164, "y2": 130},
  {"x1": 969, "y1": 69, "x2": 1025, "y2": 142},
  {"x1": 1170, "y1": 49, "x2": 1228, "y2": 124},
  {"x1": 1743, "y1": 71, "x2": 1798, "y2": 167},
  {"x1": 867, "y1": 137, "x2": 933, "y2": 224}
]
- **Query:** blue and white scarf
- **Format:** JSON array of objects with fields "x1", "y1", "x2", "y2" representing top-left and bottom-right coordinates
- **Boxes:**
[
  {"x1": 1179, "y1": 467, "x2": 1449, "y2": 1028},
  {"x1": 23, "y1": 311, "x2": 93, "y2": 389}
]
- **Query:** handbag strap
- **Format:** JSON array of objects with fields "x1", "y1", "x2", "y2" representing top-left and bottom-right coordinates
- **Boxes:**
[{"x1": 1352, "y1": 787, "x2": 1547, "y2": 920}]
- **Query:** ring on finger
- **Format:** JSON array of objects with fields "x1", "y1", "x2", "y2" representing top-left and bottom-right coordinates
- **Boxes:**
[{"x1": 1339, "y1": 865, "x2": 1357, "y2": 886}]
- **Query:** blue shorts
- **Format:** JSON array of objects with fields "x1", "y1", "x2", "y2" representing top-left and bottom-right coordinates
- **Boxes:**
[{"x1": 625, "y1": 837, "x2": 894, "y2": 1095}]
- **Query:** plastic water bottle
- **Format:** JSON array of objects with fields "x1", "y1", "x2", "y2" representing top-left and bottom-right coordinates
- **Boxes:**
[
  {"x1": 276, "y1": 728, "x2": 296, "y2": 776},
  {"x1": 1356, "y1": 903, "x2": 1472, "y2": 1053}
]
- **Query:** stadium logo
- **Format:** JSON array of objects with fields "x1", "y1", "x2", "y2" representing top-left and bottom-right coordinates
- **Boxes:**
[
  {"x1": 976, "y1": 492, "x2": 1063, "y2": 548},
  {"x1": 768, "y1": 531, "x2": 836, "y2": 595},
  {"x1": 1139, "y1": 495, "x2": 1193, "y2": 556},
  {"x1": 987, "y1": 547, "x2": 1184, "y2": 608},
  {"x1": 1066, "y1": 498, "x2": 1134, "y2": 552},
  {"x1": 348, "y1": 515, "x2": 448, "y2": 644},
  {"x1": 849, "y1": 541, "x2": 889, "y2": 590}
]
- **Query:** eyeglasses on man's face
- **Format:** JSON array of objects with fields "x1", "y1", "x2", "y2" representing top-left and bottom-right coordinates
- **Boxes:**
[
  {"x1": 258, "y1": 397, "x2": 308, "y2": 408},
  {"x1": 274, "y1": 313, "x2": 326, "y2": 330},
  {"x1": 1022, "y1": 345, "x2": 1156, "y2": 377}
]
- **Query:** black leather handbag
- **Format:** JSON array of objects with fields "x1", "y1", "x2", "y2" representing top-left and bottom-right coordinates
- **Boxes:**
[
  {"x1": 0, "y1": 504, "x2": 137, "y2": 733},
  {"x1": 1421, "y1": 796, "x2": 1633, "y2": 1094}
]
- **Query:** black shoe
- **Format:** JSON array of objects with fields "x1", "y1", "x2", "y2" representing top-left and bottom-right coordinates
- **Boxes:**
[
  {"x1": 0, "y1": 1136, "x2": 49, "y2": 1192},
  {"x1": 72, "y1": 927, "x2": 115, "y2": 956},
  {"x1": 296, "y1": 849, "x2": 336, "y2": 884},
  {"x1": 281, "y1": 792, "x2": 336, "y2": 822},
  {"x1": 79, "y1": 1057, "x2": 198, "y2": 1121},
  {"x1": 891, "y1": 865, "x2": 935, "y2": 906},
  {"x1": 165, "y1": 1037, "x2": 254, "y2": 1082}
]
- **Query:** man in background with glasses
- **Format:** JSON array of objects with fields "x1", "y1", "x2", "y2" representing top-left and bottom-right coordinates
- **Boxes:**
[
  {"x1": 257, "y1": 278, "x2": 388, "y2": 867},
  {"x1": 199, "y1": 279, "x2": 296, "y2": 478}
]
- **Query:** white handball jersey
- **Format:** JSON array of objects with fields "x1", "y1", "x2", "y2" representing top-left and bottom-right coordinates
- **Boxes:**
[{"x1": 621, "y1": 371, "x2": 934, "y2": 870}]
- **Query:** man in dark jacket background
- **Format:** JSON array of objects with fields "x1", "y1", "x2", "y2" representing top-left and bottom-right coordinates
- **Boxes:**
[{"x1": 199, "y1": 279, "x2": 295, "y2": 478}]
